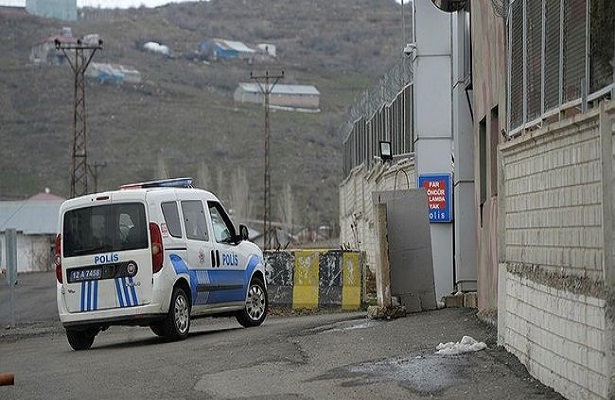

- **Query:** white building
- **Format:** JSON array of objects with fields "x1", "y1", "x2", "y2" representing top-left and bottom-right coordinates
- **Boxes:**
[{"x1": 0, "y1": 192, "x2": 64, "y2": 273}]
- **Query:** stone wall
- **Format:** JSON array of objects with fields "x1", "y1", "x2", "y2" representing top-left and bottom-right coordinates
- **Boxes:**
[{"x1": 499, "y1": 102, "x2": 615, "y2": 399}]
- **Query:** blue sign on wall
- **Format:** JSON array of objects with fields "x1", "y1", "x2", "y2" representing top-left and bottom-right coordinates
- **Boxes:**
[{"x1": 418, "y1": 174, "x2": 452, "y2": 223}]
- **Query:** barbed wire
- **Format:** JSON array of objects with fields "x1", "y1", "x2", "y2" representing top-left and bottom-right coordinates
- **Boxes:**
[{"x1": 340, "y1": 59, "x2": 413, "y2": 142}]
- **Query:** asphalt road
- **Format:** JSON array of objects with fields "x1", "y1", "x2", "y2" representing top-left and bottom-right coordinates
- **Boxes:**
[{"x1": 0, "y1": 273, "x2": 565, "y2": 400}]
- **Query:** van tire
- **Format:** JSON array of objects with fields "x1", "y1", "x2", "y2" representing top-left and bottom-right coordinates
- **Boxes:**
[
  {"x1": 236, "y1": 278, "x2": 268, "y2": 328},
  {"x1": 150, "y1": 322, "x2": 165, "y2": 337},
  {"x1": 66, "y1": 328, "x2": 97, "y2": 351},
  {"x1": 161, "y1": 287, "x2": 191, "y2": 340}
]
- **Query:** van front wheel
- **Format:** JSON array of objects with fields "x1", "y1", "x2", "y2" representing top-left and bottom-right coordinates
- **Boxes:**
[
  {"x1": 236, "y1": 278, "x2": 268, "y2": 327},
  {"x1": 161, "y1": 287, "x2": 191, "y2": 340},
  {"x1": 66, "y1": 328, "x2": 97, "y2": 351}
]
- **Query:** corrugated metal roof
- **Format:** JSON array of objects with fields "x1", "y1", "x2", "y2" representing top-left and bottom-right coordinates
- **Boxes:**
[
  {"x1": 214, "y1": 39, "x2": 255, "y2": 53},
  {"x1": 0, "y1": 200, "x2": 63, "y2": 235},
  {"x1": 238, "y1": 83, "x2": 320, "y2": 96}
]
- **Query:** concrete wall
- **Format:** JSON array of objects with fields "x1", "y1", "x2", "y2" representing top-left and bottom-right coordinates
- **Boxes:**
[
  {"x1": 339, "y1": 159, "x2": 416, "y2": 273},
  {"x1": 264, "y1": 249, "x2": 363, "y2": 310},
  {"x1": 413, "y1": 0, "x2": 455, "y2": 300},
  {"x1": 1, "y1": 233, "x2": 53, "y2": 273},
  {"x1": 498, "y1": 102, "x2": 615, "y2": 400}
]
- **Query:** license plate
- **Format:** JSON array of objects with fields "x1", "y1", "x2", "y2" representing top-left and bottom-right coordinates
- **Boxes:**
[{"x1": 68, "y1": 267, "x2": 103, "y2": 283}]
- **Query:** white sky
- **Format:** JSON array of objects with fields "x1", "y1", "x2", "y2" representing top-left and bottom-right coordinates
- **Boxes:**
[
  {"x1": 0, "y1": 0, "x2": 205, "y2": 9},
  {"x1": 1, "y1": 0, "x2": 405, "y2": 10}
]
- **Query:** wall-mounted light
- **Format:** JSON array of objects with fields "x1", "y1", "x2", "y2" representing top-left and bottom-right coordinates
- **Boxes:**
[{"x1": 379, "y1": 141, "x2": 393, "y2": 162}]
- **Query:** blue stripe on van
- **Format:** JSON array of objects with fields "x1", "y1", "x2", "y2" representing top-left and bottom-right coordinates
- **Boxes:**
[
  {"x1": 93, "y1": 280, "x2": 98, "y2": 311},
  {"x1": 121, "y1": 277, "x2": 132, "y2": 307},
  {"x1": 81, "y1": 281, "x2": 86, "y2": 312},
  {"x1": 128, "y1": 277, "x2": 138, "y2": 305},
  {"x1": 87, "y1": 281, "x2": 93, "y2": 311},
  {"x1": 115, "y1": 278, "x2": 125, "y2": 307}
]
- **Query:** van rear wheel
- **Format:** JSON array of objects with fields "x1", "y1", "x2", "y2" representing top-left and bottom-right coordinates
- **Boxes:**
[
  {"x1": 66, "y1": 328, "x2": 97, "y2": 351},
  {"x1": 161, "y1": 286, "x2": 190, "y2": 340}
]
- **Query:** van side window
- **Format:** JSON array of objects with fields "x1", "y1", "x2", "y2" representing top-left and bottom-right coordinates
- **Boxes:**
[
  {"x1": 161, "y1": 202, "x2": 182, "y2": 238},
  {"x1": 207, "y1": 201, "x2": 235, "y2": 243},
  {"x1": 181, "y1": 200, "x2": 209, "y2": 241}
]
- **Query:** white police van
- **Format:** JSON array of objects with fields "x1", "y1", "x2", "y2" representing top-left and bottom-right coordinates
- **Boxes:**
[{"x1": 55, "y1": 177, "x2": 267, "y2": 350}]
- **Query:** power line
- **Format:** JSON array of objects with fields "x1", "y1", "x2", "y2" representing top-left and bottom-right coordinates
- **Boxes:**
[{"x1": 250, "y1": 70, "x2": 284, "y2": 251}]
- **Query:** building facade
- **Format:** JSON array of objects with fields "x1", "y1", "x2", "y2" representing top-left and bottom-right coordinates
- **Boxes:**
[
  {"x1": 26, "y1": 0, "x2": 76, "y2": 21},
  {"x1": 471, "y1": 0, "x2": 615, "y2": 398},
  {"x1": 340, "y1": 1, "x2": 476, "y2": 302},
  {"x1": 0, "y1": 193, "x2": 64, "y2": 273},
  {"x1": 234, "y1": 83, "x2": 321, "y2": 111}
]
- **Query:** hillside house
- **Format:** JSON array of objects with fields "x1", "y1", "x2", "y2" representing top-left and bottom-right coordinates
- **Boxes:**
[
  {"x1": 0, "y1": 192, "x2": 64, "y2": 273},
  {"x1": 26, "y1": 0, "x2": 76, "y2": 21},
  {"x1": 30, "y1": 27, "x2": 77, "y2": 65},
  {"x1": 200, "y1": 39, "x2": 255, "y2": 61},
  {"x1": 86, "y1": 62, "x2": 142, "y2": 85},
  {"x1": 143, "y1": 41, "x2": 171, "y2": 57},
  {"x1": 256, "y1": 43, "x2": 276, "y2": 58},
  {"x1": 234, "y1": 83, "x2": 320, "y2": 111}
]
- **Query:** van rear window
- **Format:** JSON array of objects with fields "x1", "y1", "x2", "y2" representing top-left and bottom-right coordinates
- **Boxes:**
[{"x1": 63, "y1": 203, "x2": 148, "y2": 257}]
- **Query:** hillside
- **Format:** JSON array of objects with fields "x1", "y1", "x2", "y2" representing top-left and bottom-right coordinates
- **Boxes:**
[{"x1": 0, "y1": 0, "x2": 405, "y2": 230}]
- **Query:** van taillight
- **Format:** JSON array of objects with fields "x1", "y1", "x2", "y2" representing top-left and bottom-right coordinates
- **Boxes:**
[
  {"x1": 149, "y1": 222, "x2": 164, "y2": 274},
  {"x1": 54, "y1": 234, "x2": 62, "y2": 283}
]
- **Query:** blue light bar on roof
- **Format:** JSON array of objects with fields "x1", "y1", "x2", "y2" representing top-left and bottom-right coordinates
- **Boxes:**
[{"x1": 119, "y1": 177, "x2": 193, "y2": 189}]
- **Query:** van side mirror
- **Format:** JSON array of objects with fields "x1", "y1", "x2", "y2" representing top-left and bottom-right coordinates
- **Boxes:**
[{"x1": 239, "y1": 224, "x2": 249, "y2": 241}]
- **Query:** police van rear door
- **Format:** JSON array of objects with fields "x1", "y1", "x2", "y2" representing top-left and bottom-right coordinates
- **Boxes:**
[{"x1": 60, "y1": 196, "x2": 153, "y2": 313}]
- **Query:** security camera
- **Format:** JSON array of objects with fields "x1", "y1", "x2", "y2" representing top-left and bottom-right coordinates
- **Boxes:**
[{"x1": 403, "y1": 43, "x2": 416, "y2": 57}]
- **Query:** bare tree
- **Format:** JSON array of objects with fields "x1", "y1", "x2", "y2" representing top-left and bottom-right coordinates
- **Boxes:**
[
  {"x1": 215, "y1": 168, "x2": 226, "y2": 202},
  {"x1": 277, "y1": 182, "x2": 294, "y2": 235},
  {"x1": 157, "y1": 157, "x2": 169, "y2": 179},
  {"x1": 197, "y1": 162, "x2": 211, "y2": 189},
  {"x1": 230, "y1": 167, "x2": 253, "y2": 225}
]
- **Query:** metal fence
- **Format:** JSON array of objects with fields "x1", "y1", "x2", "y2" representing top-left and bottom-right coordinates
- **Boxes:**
[
  {"x1": 342, "y1": 61, "x2": 414, "y2": 177},
  {"x1": 507, "y1": 0, "x2": 614, "y2": 134}
]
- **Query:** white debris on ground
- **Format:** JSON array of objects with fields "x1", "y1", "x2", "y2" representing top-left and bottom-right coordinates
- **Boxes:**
[{"x1": 435, "y1": 335, "x2": 487, "y2": 356}]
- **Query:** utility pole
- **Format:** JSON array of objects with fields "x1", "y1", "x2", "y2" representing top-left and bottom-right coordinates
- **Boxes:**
[
  {"x1": 56, "y1": 37, "x2": 103, "y2": 198},
  {"x1": 88, "y1": 161, "x2": 107, "y2": 192},
  {"x1": 250, "y1": 70, "x2": 284, "y2": 250}
]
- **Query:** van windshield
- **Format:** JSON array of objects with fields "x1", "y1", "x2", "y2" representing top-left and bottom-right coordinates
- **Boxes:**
[{"x1": 63, "y1": 203, "x2": 148, "y2": 258}]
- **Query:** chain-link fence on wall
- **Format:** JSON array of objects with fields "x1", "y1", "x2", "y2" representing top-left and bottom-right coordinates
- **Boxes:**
[
  {"x1": 508, "y1": 0, "x2": 614, "y2": 133},
  {"x1": 342, "y1": 60, "x2": 413, "y2": 177}
]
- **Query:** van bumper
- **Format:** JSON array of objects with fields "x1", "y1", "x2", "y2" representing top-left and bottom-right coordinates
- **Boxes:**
[{"x1": 58, "y1": 302, "x2": 167, "y2": 328}]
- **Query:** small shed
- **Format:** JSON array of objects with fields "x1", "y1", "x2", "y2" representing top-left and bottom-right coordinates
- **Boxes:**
[
  {"x1": 234, "y1": 83, "x2": 321, "y2": 111},
  {"x1": 143, "y1": 41, "x2": 171, "y2": 57},
  {"x1": 30, "y1": 27, "x2": 78, "y2": 65},
  {"x1": 86, "y1": 62, "x2": 142, "y2": 85},
  {"x1": 200, "y1": 39, "x2": 255, "y2": 61},
  {"x1": 0, "y1": 192, "x2": 64, "y2": 273}
]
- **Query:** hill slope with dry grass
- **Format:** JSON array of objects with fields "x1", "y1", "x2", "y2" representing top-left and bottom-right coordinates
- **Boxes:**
[{"x1": 0, "y1": 0, "x2": 405, "y2": 229}]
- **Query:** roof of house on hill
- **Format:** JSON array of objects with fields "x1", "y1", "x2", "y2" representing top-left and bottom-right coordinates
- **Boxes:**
[
  {"x1": 237, "y1": 83, "x2": 320, "y2": 96},
  {"x1": 0, "y1": 193, "x2": 64, "y2": 235},
  {"x1": 213, "y1": 39, "x2": 255, "y2": 53}
]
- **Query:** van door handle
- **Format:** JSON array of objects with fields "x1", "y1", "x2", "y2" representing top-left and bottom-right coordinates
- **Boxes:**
[
  {"x1": 211, "y1": 250, "x2": 216, "y2": 267},
  {"x1": 215, "y1": 250, "x2": 221, "y2": 268}
]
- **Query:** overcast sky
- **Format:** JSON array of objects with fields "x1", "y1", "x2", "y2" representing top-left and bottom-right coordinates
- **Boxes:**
[
  {"x1": 2, "y1": 0, "x2": 405, "y2": 10},
  {"x1": 0, "y1": 0, "x2": 201, "y2": 8}
]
